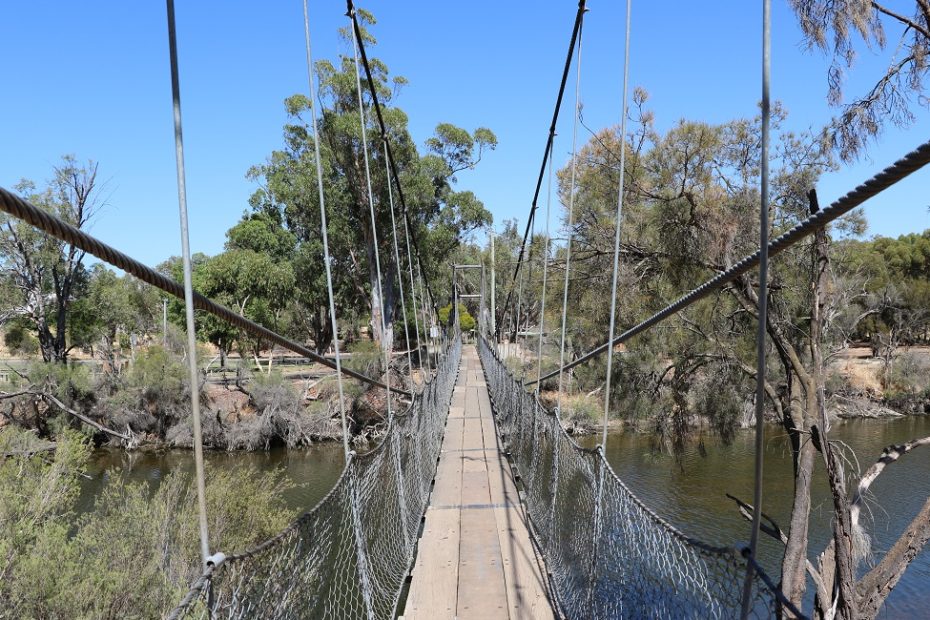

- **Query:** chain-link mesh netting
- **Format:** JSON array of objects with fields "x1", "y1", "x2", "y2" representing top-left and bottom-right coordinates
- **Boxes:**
[
  {"x1": 478, "y1": 335, "x2": 798, "y2": 619},
  {"x1": 168, "y1": 337, "x2": 461, "y2": 620}
]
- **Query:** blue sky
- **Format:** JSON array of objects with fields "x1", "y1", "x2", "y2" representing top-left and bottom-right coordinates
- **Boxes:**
[{"x1": 2, "y1": 1, "x2": 928, "y2": 268}]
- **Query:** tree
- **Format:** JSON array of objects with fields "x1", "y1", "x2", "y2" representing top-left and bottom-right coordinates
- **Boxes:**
[
  {"x1": 438, "y1": 303, "x2": 476, "y2": 334},
  {"x1": 0, "y1": 157, "x2": 101, "y2": 363},
  {"x1": 791, "y1": 0, "x2": 930, "y2": 159},
  {"x1": 548, "y1": 92, "x2": 930, "y2": 617},
  {"x1": 70, "y1": 264, "x2": 161, "y2": 373},
  {"x1": 247, "y1": 9, "x2": 493, "y2": 361},
  {"x1": 192, "y1": 214, "x2": 296, "y2": 370}
]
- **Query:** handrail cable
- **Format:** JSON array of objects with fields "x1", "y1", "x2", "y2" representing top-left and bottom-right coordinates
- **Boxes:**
[
  {"x1": 526, "y1": 137, "x2": 930, "y2": 387},
  {"x1": 741, "y1": 0, "x2": 772, "y2": 615},
  {"x1": 601, "y1": 0, "x2": 633, "y2": 450},
  {"x1": 165, "y1": 0, "x2": 210, "y2": 566},
  {"x1": 302, "y1": 0, "x2": 351, "y2": 457},
  {"x1": 350, "y1": 12, "x2": 393, "y2": 424},
  {"x1": 496, "y1": 0, "x2": 587, "y2": 339},
  {"x1": 556, "y1": 14, "x2": 584, "y2": 416},
  {"x1": 0, "y1": 188, "x2": 412, "y2": 397},
  {"x1": 346, "y1": 0, "x2": 439, "y2": 317}
]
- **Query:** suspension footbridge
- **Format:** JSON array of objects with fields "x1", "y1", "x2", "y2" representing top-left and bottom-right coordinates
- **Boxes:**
[{"x1": 2, "y1": 0, "x2": 930, "y2": 617}]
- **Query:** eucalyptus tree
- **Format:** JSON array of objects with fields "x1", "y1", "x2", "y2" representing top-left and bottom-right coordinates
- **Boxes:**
[
  {"x1": 194, "y1": 213, "x2": 296, "y2": 370},
  {"x1": 247, "y1": 10, "x2": 494, "y2": 358},
  {"x1": 0, "y1": 156, "x2": 101, "y2": 363}
]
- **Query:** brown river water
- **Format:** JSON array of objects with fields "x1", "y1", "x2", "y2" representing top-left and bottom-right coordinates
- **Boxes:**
[{"x1": 79, "y1": 415, "x2": 930, "y2": 618}]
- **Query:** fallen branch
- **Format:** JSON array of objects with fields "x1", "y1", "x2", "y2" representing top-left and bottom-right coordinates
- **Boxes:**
[{"x1": 20, "y1": 390, "x2": 131, "y2": 442}]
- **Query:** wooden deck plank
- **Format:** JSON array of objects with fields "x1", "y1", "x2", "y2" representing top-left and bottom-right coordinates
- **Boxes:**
[
  {"x1": 404, "y1": 508, "x2": 461, "y2": 618},
  {"x1": 478, "y1": 385, "x2": 554, "y2": 620},
  {"x1": 402, "y1": 346, "x2": 554, "y2": 620}
]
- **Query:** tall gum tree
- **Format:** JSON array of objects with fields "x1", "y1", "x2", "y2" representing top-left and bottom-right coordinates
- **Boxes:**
[
  {"x1": 247, "y1": 10, "x2": 494, "y2": 361},
  {"x1": 0, "y1": 156, "x2": 101, "y2": 363}
]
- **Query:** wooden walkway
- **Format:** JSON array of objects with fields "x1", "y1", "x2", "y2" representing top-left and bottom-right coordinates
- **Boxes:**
[{"x1": 402, "y1": 346, "x2": 555, "y2": 620}]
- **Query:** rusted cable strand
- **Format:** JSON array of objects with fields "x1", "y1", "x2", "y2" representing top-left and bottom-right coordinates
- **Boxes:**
[
  {"x1": 527, "y1": 138, "x2": 930, "y2": 386},
  {"x1": 496, "y1": 0, "x2": 587, "y2": 339},
  {"x1": 0, "y1": 186, "x2": 411, "y2": 397},
  {"x1": 346, "y1": 0, "x2": 439, "y2": 318}
]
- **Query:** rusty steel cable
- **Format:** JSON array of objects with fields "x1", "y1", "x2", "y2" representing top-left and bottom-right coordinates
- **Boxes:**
[
  {"x1": 0, "y1": 186, "x2": 412, "y2": 397},
  {"x1": 527, "y1": 138, "x2": 930, "y2": 387}
]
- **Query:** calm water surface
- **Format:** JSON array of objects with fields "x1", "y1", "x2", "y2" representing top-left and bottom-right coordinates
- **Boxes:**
[
  {"x1": 588, "y1": 416, "x2": 930, "y2": 619},
  {"x1": 80, "y1": 416, "x2": 930, "y2": 618}
]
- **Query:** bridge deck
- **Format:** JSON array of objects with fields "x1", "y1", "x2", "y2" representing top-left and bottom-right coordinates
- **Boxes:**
[{"x1": 402, "y1": 346, "x2": 555, "y2": 620}]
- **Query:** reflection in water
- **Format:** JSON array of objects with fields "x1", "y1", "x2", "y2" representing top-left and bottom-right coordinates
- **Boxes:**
[
  {"x1": 79, "y1": 417, "x2": 929, "y2": 617},
  {"x1": 588, "y1": 416, "x2": 930, "y2": 618},
  {"x1": 78, "y1": 443, "x2": 347, "y2": 519}
]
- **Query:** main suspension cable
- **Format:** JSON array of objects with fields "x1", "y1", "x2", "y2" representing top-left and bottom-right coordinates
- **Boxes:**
[
  {"x1": 496, "y1": 0, "x2": 587, "y2": 339},
  {"x1": 0, "y1": 189, "x2": 412, "y2": 397},
  {"x1": 526, "y1": 137, "x2": 930, "y2": 388},
  {"x1": 165, "y1": 0, "x2": 210, "y2": 566},
  {"x1": 302, "y1": 0, "x2": 351, "y2": 458}
]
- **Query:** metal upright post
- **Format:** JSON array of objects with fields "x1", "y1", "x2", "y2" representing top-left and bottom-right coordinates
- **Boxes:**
[{"x1": 490, "y1": 228, "x2": 497, "y2": 340}]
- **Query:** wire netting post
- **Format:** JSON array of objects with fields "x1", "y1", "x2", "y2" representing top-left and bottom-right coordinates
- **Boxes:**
[
  {"x1": 547, "y1": 432, "x2": 561, "y2": 553},
  {"x1": 349, "y1": 461, "x2": 376, "y2": 620},
  {"x1": 585, "y1": 455, "x2": 606, "y2": 618},
  {"x1": 390, "y1": 422, "x2": 411, "y2": 551}
]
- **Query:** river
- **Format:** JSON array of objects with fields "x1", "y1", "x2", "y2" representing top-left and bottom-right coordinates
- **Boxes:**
[{"x1": 80, "y1": 416, "x2": 930, "y2": 618}]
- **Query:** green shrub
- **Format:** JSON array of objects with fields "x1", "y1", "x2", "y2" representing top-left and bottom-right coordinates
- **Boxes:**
[
  {"x1": 0, "y1": 427, "x2": 294, "y2": 618},
  {"x1": 345, "y1": 339, "x2": 382, "y2": 377}
]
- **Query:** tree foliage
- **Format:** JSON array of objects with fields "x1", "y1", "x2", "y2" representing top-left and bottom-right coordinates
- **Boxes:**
[
  {"x1": 791, "y1": 0, "x2": 930, "y2": 159},
  {"x1": 246, "y1": 10, "x2": 494, "y2": 355},
  {"x1": 0, "y1": 156, "x2": 101, "y2": 363}
]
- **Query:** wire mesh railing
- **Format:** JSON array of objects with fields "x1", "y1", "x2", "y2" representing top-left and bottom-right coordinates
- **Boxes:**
[
  {"x1": 168, "y1": 336, "x2": 461, "y2": 619},
  {"x1": 478, "y1": 335, "x2": 799, "y2": 619}
]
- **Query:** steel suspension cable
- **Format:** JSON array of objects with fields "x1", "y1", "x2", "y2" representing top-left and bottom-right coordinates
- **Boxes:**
[
  {"x1": 383, "y1": 146, "x2": 414, "y2": 382},
  {"x1": 0, "y1": 187, "x2": 411, "y2": 396},
  {"x1": 535, "y1": 153, "x2": 555, "y2": 388},
  {"x1": 556, "y1": 18, "x2": 584, "y2": 416},
  {"x1": 741, "y1": 0, "x2": 772, "y2": 614},
  {"x1": 601, "y1": 0, "x2": 633, "y2": 450},
  {"x1": 514, "y1": 229, "x2": 532, "y2": 368},
  {"x1": 496, "y1": 0, "x2": 587, "y2": 339},
  {"x1": 526, "y1": 137, "x2": 930, "y2": 388},
  {"x1": 400, "y1": 190, "x2": 427, "y2": 377},
  {"x1": 165, "y1": 0, "x2": 210, "y2": 566},
  {"x1": 345, "y1": 0, "x2": 439, "y2": 319},
  {"x1": 350, "y1": 12, "x2": 392, "y2": 421},
  {"x1": 302, "y1": 0, "x2": 351, "y2": 458}
]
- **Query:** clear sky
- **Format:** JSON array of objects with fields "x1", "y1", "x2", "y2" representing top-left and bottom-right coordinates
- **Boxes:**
[{"x1": 2, "y1": 1, "x2": 928, "y2": 268}]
